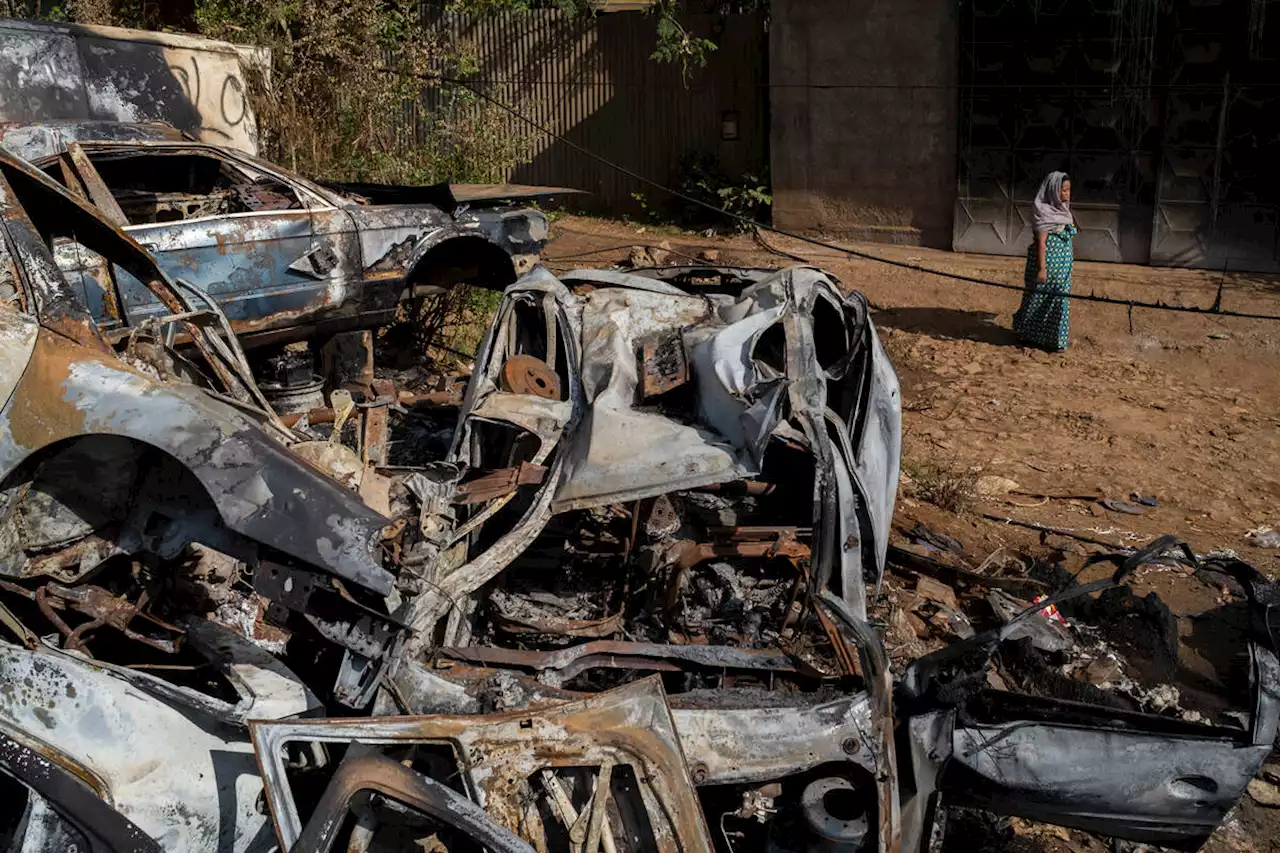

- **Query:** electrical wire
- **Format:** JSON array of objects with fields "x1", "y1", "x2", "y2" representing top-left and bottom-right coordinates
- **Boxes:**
[
  {"x1": 429, "y1": 77, "x2": 1280, "y2": 92},
  {"x1": 387, "y1": 68, "x2": 1280, "y2": 325}
]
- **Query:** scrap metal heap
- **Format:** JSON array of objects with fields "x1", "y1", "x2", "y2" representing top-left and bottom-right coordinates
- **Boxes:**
[{"x1": 0, "y1": 146, "x2": 1276, "y2": 853}]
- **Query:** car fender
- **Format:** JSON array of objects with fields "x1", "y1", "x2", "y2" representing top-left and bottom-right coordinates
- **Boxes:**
[
  {"x1": 0, "y1": 325, "x2": 395, "y2": 595},
  {"x1": 400, "y1": 209, "x2": 548, "y2": 285}
]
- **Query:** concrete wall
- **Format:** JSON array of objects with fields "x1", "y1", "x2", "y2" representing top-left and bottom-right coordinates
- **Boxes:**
[
  {"x1": 770, "y1": 0, "x2": 959, "y2": 247},
  {"x1": 0, "y1": 18, "x2": 267, "y2": 154}
]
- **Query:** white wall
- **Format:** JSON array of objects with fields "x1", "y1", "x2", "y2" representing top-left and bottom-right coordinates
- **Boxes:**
[{"x1": 0, "y1": 17, "x2": 268, "y2": 154}]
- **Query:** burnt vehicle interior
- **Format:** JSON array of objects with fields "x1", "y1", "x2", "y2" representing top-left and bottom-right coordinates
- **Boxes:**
[
  {"x1": 41, "y1": 145, "x2": 304, "y2": 225},
  {"x1": 413, "y1": 265, "x2": 889, "y2": 687},
  {"x1": 0, "y1": 158, "x2": 346, "y2": 704}
]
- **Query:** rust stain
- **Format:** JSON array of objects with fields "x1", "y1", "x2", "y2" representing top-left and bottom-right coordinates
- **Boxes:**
[
  {"x1": 106, "y1": 287, "x2": 348, "y2": 351},
  {"x1": 4, "y1": 330, "x2": 109, "y2": 450},
  {"x1": 40, "y1": 311, "x2": 110, "y2": 354},
  {"x1": 24, "y1": 531, "x2": 120, "y2": 581},
  {"x1": 81, "y1": 262, "x2": 122, "y2": 325}
]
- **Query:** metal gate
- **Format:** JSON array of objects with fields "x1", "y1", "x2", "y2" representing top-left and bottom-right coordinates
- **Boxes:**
[{"x1": 954, "y1": 0, "x2": 1280, "y2": 272}]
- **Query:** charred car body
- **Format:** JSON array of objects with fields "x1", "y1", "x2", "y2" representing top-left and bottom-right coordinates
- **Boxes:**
[
  {"x1": 2, "y1": 122, "x2": 552, "y2": 409},
  {"x1": 0, "y1": 145, "x2": 1273, "y2": 853}
]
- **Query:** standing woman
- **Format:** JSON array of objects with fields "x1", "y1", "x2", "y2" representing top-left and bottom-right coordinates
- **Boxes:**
[{"x1": 1013, "y1": 171, "x2": 1077, "y2": 351}]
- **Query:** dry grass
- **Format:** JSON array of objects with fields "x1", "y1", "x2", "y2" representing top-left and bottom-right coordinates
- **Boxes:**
[
  {"x1": 902, "y1": 455, "x2": 977, "y2": 514},
  {"x1": 71, "y1": 0, "x2": 113, "y2": 24},
  {"x1": 376, "y1": 283, "x2": 500, "y2": 370}
]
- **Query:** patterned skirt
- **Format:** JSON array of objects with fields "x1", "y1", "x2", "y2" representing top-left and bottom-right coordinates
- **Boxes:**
[{"x1": 1013, "y1": 229, "x2": 1074, "y2": 351}]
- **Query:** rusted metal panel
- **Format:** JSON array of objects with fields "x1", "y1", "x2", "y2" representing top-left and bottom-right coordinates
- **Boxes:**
[
  {"x1": 362, "y1": 404, "x2": 390, "y2": 467},
  {"x1": 64, "y1": 140, "x2": 129, "y2": 227},
  {"x1": 639, "y1": 331, "x2": 690, "y2": 398},
  {"x1": 250, "y1": 677, "x2": 713, "y2": 853},
  {"x1": 454, "y1": 461, "x2": 548, "y2": 504},
  {"x1": 416, "y1": 9, "x2": 768, "y2": 214}
]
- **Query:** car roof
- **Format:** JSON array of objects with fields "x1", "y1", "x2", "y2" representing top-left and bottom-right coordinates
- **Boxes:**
[
  {"x1": 20, "y1": 135, "x2": 350, "y2": 209},
  {"x1": 0, "y1": 121, "x2": 193, "y2": 161},
  {"x1": 0, "y1": 143, "x2": 171, "y2": 292}
]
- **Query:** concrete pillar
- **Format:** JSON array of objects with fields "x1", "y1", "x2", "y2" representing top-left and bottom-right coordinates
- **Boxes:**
[{"x1": 769, "y1": 0, "x2": 959, "y2": 248}]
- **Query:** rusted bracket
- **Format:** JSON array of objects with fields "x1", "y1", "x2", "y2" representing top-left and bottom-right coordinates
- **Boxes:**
[
  {"x1": 639, "y1": 331, "x2": 690, "y2": 398},
  {"x1": 292, "y1": 751, "x2": 535, "y2": 853},
  {"x1": 34, "y1": 581, "x2": 183, "y2": 655},
  {"x1": 669, "y1": 527, "x2": 810, "y2": 572},
  {"x1": 63, "y1": 141, "x2": 129, "y2": 228},
  {"x1": 454, "y1": 461, "x2": 549, "y2": 505}
]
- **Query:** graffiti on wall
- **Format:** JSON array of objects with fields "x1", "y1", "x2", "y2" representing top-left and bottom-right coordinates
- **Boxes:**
[{"x1": 0, "y1": 18, "x2": 266, "y2": 155}]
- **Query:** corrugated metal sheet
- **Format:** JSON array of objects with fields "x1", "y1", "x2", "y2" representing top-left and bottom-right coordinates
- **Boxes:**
[
  {"x1": 1148, "y1": 0, "x2": 1280, "y2": 273},
  {"x1": 412, "y1": 8, "x2": 767, "y2": 214},
  {"x1": 953, "y1": 0, "x2": 1280, "y2": 272}
]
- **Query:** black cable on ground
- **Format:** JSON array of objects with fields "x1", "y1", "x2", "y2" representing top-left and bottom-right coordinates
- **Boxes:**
[
  {"x1": 752, "y1": 227, "x2": 809, "y2": 263},
  {"x1": 382, "y1": 67, "x2": 1280, "y2": 325},
  {"x1": 544, "y1": 241, "x2": 706, "y2": 263}
]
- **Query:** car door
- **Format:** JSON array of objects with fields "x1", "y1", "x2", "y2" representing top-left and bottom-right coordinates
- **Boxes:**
[
  {"x1": 903, "y1": 554, "x2": 1280, "y2": 850},
  {"x1": 50, "y1": 143, "x2": 348, "y2": 340},
  {"x1": 0, "y1": 730, "x2": 163, "y2": 853}
]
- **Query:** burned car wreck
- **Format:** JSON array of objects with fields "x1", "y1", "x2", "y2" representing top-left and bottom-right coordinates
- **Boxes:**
[
  {"x1": 0, "y1": 145, "x2": 1274, "y2": 853},
  {"x1": 3, "y1": 122, "x2": 558, "y2": 421}
]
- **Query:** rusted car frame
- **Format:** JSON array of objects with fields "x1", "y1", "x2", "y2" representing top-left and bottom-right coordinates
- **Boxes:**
[
  {"x1": 20, "y1": 130, "x2": 550, "y2": 349},
  {"x1": 0, "y1": 146, "x2": 404, "y2": 711},
  {"x1": 250, "y1": 677, "x2": 713, "y2": 853}
]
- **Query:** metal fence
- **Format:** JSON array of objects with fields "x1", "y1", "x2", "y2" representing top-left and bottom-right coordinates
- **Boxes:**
[{"x1": 414, "y1": 8, "x2": 767, "y2": 214}]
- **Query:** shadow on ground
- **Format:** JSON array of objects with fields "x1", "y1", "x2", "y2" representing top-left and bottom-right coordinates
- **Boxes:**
[{"x1": 873, "y1": 306, "x2": 1021, "y2": 347}]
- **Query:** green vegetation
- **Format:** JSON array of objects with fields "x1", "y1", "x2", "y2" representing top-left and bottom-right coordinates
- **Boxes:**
[
  {"x1": 191, "y1": 0, "x2": 527, "y2": 186},
  {"x1": 676, "y1": 152, "x2": 772, "y2": 230}
]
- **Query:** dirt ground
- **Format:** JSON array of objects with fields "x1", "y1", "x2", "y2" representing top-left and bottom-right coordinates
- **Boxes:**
[{"x1": 542, "y1": 214, "x2": 1280, "y2": 852}]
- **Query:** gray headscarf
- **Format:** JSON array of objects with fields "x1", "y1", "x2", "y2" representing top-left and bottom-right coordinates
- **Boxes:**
[{"x1": 1033, "y1": 171, "x2": 1073, "y2": 234}]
